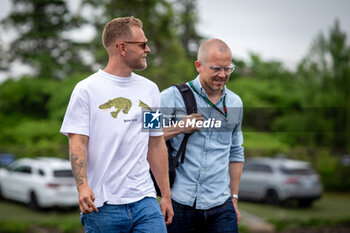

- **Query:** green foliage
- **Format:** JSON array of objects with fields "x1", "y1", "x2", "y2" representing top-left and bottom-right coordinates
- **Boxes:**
[
  {"x1": 0, "y1": 199, "x2": 82, "y2": 232},
  {"x1": 227, "y1": 21, "x2": 350, "y2": 154},
  {"x1": 0, "y1": 119, "x2": 68, "y2": 158},
  {"x1": 228, "y1": 77, "x2": 300, "y2": 107},
  {"x1": 0, "y1": 73, "x2": 87, "y2": 158},
  {"x1": 81, "y1": 0, "x2": 200, "y2": 89},
  {"x1": 295, "y1": 20, "x2": 350, "y2": 151},
  {"x1": 247, "y1": 53, "x2": 294, "y2": 81},
  {"x1": 172, "y1": 0, "x2": 203, "y2": 57},
  {"x1": 141, "y1": 39, "x2": 197, "y2": 90},
  {"x1": 269, "y1": 217, "x2": 350, "y2": 232},
  {"x1": 1, "y1": 0, "x2": 90, "y2": 79},
  {"x1": 239, "y1": 193, "x2": 350, "y2": 229},
  {"x1": 242, "y1": 132, "x2": 289, "y2": 158},
  {"x1": 0, "y1": 78, "x2": 54, "y2": 119},
  {"x1": 0, "y1": 221, "x2": 28, "y2": 233},
  {"x1": 47, "y1": 73, "x2": 88, "y2": 121},
  {"x1": 0, "y1": 2, "x2": 349, "y2": 192},
  {"x1": 314, "y1": 151, "x2": 350, "y2": 191}
]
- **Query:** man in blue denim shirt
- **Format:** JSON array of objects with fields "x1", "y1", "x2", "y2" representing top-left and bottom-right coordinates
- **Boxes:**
[{"x1": 161, "y1": 38, "x2": 244, "y2": 233}]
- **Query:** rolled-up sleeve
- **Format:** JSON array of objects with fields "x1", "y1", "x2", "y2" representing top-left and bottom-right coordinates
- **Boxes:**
[{"x1": 229, "y1": 106, "x2": 244, "y2": 162}]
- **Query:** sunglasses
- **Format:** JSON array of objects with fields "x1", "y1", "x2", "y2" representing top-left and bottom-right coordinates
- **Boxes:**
[{"x1": 123, "y1": 41, "x2": 148, "y2": 50}]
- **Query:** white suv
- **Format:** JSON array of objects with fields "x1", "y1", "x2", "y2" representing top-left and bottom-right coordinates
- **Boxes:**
[
  {"x1": 239, "y1": 157, "x2": 322, "y2": 207},
  {"x1": 0, "y1": 157, "x2": 78, "y2": 209}
]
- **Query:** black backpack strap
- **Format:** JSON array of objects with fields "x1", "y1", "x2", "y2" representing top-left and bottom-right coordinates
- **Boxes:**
[
  {"x1": 173, "y1": 83, "x2": 197, "y2": 164},
  {"x1": 175, "y1": 83, "x2": 197, "y2": 115}
]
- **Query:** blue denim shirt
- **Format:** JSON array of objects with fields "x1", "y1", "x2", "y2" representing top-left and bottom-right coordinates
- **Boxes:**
[{"x1": 160, "y1": 76, "x2": 244, "y2": 210}]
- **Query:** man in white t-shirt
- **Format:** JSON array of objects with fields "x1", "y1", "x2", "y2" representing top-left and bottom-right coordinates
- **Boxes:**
[{"x1": 60, "y1": 16, "x2": 173, "y2": 233}]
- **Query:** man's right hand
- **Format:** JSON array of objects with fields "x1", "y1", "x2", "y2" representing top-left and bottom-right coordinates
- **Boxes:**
[
  {"x1": 78, "y1": 185, "x2": 99, "y2": 213},
  {"x1": 182, "y1": 113, "x2": 204, "y2": 134},
  {"x1": 163, "y1": 113, "x2": 204, "y2": 140}
]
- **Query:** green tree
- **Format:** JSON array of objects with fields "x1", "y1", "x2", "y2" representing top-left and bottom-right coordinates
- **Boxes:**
[
  {"x1": 1, "y1": 0, "x2": 89, "y2": 79},
  {"x1": 81, "y1": 0, "x2": 200, "y2": 89},
  {"x1": 0, "y1": 73, "x2": 86, "y2": 157},
  {"x1": 294, "y1": 20, "x2": 350, "y2": 151},
  {"x1": 172, "y1": 0, "x2": 202, "y2": 57}
]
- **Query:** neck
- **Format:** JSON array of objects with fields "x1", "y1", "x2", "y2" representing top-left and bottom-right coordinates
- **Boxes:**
[{"x1": 104, "y1": 58, "x2": 132, "y2": 77}]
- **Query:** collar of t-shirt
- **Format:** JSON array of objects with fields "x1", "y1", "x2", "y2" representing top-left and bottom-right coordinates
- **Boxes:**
[{"x1": 98, "y1": 69, "x2": 133, "y2": 83}]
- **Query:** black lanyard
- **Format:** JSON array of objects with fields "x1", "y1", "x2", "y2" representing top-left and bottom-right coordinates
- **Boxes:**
[{"x1": 188, "y1": 81, "x2": 227, "y2": 118}]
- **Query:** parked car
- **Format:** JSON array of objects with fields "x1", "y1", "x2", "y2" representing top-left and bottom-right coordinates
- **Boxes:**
[
  {"x1": 0, "y1": 157, "x2": 78, "y2": 209},
  {"x1": 239, "y1": 157, "x2": 322, "y2": 207}
]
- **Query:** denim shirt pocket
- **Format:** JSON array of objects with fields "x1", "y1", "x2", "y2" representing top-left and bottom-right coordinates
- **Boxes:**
[{"x1": 216, "y1": 131, "x2": 231, "y2": 145}]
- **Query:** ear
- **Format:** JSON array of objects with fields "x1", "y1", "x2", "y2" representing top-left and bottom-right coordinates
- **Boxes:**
[
  {"x1": 195, "y1": 60, "x2": 201, "y2": 73},
  {"x1": 116, "y1": 42, "x2": 127, "y2": 56}
]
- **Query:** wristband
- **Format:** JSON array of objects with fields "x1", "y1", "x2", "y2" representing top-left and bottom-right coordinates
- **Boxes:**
[{"x1": 231, "y1": 194, "x2": 238, "y2": 200}]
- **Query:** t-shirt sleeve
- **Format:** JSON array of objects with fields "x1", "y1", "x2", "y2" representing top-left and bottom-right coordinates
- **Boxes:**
[
  {"x1": 60, "y1": 86, "x2": 90, "y2": 137},
  {"x1": 149, "y1": 84, "x2": 163, "y2": 137}
]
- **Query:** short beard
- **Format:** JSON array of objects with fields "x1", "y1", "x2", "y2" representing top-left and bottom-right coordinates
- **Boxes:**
[{"x1": 125, "y1": 58, "x2": 147, "y2": 71}]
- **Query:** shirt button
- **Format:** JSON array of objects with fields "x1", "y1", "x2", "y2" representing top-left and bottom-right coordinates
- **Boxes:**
[
  {"x1": 201, "y1": 168, "x2": 204, "y2": 171},
  {"x1": 203, "y1": 152, "x2": 207, "y2": 155},
  {"x1": 198, "y1": 183, "x2": 200, "y2": 186}
]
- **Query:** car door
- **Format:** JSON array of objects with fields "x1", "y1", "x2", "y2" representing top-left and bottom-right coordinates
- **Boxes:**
[
  {"x1": 5, "y1": 164, "x2": 33, "y2": 202},
  {"x1": 240, "y1": 163, "x2": 273, "y2": 200},
  {"x1": 240, "y1": 163, "x2": 263, "y2": 199}
]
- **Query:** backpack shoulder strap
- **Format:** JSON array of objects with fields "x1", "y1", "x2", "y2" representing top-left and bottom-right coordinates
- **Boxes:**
[
  {"x1": 175, "y1": 83, "x2": 197, "y2": 114},
  {"x1": 173, "y1": 83, "x2": 197, "y2": 164}
]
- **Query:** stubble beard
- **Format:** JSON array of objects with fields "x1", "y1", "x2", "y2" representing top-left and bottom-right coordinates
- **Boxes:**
[
  {"x1": 126, "y1": 57, "x2": 147, "y2": 71},
  {"x1": 207, "y1": 78, "x2": 227, "y2": 93}
]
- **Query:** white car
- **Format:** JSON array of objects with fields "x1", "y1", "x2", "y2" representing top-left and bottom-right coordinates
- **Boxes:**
[
  {"x1": 239, "y1": 157, "x2": 322, "y2": 207},
  {"x1": 0, "y1": 157, "x2": 78, "y2": 209}
]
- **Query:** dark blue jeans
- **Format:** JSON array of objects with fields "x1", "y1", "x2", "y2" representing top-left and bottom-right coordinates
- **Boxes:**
[
  {"x1": 81, "y1": 197, "x2": 166, "y2": 233},
  {"x1": 167, "y1": 198, "x2": 238, "y2": 233}
]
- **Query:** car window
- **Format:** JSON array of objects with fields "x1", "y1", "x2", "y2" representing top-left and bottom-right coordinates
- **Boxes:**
[
  {"x1": 243, "y1": 164, "x2": 253, "y2": 171},
  {"x1": 53, "y1": 169, "x2": 74, "y2": 177},
  {"x1": 280, "y1": 167, "x2": 315, "y2": 175},
  {"x1": 243, "y1": 163, "x2": 273, "y2": 173},
  {"x1": 257, "y1": 164, "x2": 273, "y2": 173},
  {"x1": 13, "y1": 165, "x2": 32, "y2": 174},
  {"x1": 38, "y1": 169, "x2": 45, "y2": 176}
]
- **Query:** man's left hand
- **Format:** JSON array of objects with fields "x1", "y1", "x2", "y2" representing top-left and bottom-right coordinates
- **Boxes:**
[
  {"x1": 160, "y1": 196, "x2": 174, "y2": 225},
  {"x1": 232, "y1": 198, "x2": 241, "y2": 224}
]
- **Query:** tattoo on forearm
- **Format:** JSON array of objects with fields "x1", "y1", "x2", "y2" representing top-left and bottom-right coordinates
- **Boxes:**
[{"x1": 70, "y1": 152, "x2": 86, "y2": 187}]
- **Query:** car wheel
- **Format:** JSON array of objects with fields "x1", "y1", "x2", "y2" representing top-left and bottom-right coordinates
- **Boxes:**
[
  {"x1": 298, "y1": 199, "x2": 313, "y2": 207},
  {"x1": 28, "y1": 192, "x2": 40, "y2": 210},
  {"x1": 265, "y1": 189, "x2": 280, "y2": 206}
]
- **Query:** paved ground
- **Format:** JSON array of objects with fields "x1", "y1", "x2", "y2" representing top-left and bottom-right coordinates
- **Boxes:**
[{"x1": 240, "y1": 210, "x2": 275, "y2": 233}]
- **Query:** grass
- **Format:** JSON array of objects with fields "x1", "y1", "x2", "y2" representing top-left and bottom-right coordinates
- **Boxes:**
[
  {"x1": 0, "y1": 201, "x2": 82, "y2": 233},
  {"x1": 239, "y1": 192, "x2": 350, "y2": 221},
  {"x1": 239, "y1": 192, "x2": 350, "y2": 230},
  {"x1": 1, "y1": 193, "x2": 350, "y2": 232}
]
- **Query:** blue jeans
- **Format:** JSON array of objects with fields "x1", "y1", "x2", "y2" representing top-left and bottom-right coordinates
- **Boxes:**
[
  {"x1": 81, "y1": 197, "x2": 167, "y2": 233},
  {"x1": 167, "y1": 198, "x2": 238, "y2": 233}
]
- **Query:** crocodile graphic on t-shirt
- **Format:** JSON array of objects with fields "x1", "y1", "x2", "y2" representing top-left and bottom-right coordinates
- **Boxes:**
[
  {"x1": 138, "y1": 100, "x2": 152, "y2": 111},
  {"x1": 99, "y1": 97, "x2": 132, "y2": 118}
]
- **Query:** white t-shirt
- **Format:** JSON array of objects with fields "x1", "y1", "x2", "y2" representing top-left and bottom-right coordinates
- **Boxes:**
[{"x1": 60, "y1": 69, "x2": 162, "y2": 207}]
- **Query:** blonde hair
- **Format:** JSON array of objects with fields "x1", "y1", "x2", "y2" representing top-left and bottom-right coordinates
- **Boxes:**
[{"x1": 102, "y1": 16, "x2": 143, "y2": 49}]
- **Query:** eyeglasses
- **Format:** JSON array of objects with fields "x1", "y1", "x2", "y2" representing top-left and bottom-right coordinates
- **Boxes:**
[
  {"x1": 123, "y1": 41, "x2": 148, "y2": 50},
  {"x1": 201, "y1": 62, "x2": 235, "y2": 74}
]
